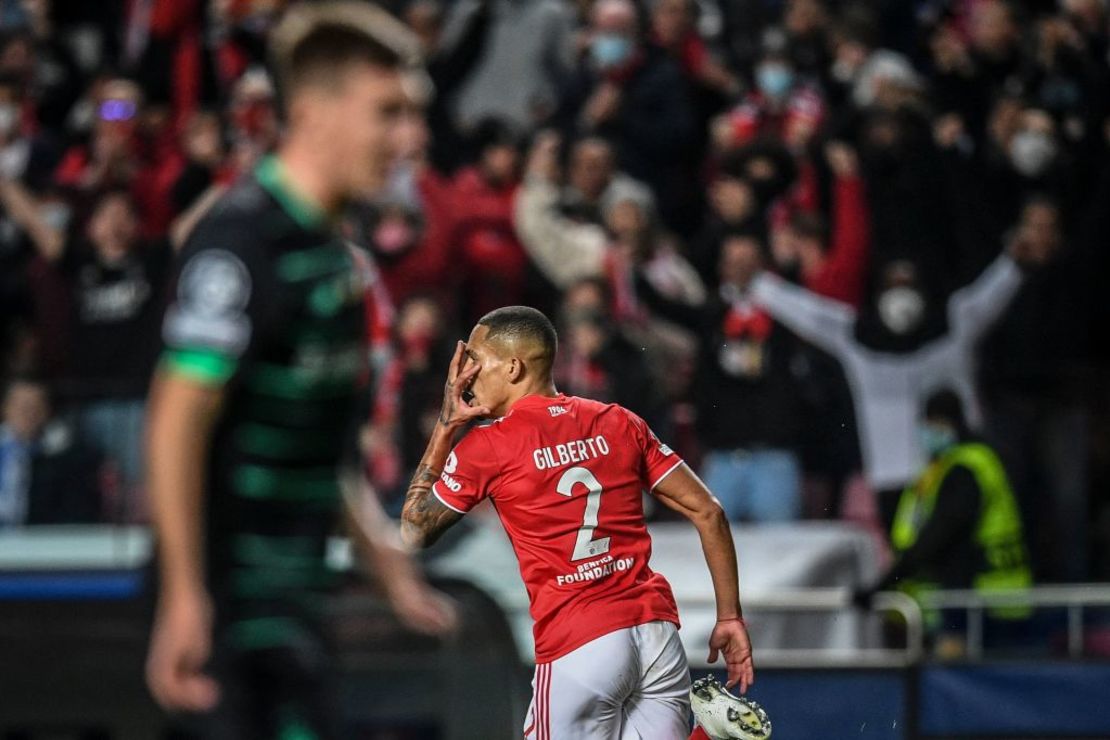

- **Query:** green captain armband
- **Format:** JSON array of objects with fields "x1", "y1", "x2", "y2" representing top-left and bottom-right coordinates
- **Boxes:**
[{"x1": 160, "y1": 347, "x2": 239, "y2": 385}]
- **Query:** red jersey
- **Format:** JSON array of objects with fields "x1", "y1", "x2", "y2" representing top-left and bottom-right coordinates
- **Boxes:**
[{"x1": 433, "y1": 393, "x2": 683, "y2": 663}]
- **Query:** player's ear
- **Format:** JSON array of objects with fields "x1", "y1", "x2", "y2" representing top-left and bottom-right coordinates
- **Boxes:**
[{"x1": 507, "y1": 357, "x2": 524, "y2": 384}]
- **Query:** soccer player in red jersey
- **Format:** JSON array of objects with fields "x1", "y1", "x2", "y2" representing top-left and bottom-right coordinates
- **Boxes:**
[{"x1": 401, "y1": 306, "x2": 754, "y2": 739}]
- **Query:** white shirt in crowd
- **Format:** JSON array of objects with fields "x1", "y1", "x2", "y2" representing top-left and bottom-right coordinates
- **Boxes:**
[{"x1": 751, "y1": 254, "x2": 1024, "y2": 490}]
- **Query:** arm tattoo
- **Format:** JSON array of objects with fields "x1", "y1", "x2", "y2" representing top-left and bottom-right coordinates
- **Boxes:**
[
  {"x1": 438, "y1": 379, "x2": 458, "y2": 426},
  {"x1": 400, "y1": 463, "x2": 463, "y2": 549}
]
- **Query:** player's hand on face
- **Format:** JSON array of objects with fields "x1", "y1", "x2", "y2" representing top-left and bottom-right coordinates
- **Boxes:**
[
  {"x1": 145, "y1": 590, "x2": 220, "y2": 712},
  {"x1": 439, "y1": 340, "x2": 491, "y2": 430},
  {"x1": 708, "y1": 619, "x2": 755, "y2": 694},
  {"x1": 389, "y1": 580, "x2": 459, "y2": 636}
]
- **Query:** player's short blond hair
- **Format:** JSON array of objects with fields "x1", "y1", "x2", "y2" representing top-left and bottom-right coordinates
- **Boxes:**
[{"x1": 269, "y1": 1, "x2": 424, "y2": 100}]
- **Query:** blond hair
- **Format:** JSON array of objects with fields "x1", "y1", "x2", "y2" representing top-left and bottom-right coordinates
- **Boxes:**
[{"x1": 269, "y1": 1, "x2": 424, "y2": 99}]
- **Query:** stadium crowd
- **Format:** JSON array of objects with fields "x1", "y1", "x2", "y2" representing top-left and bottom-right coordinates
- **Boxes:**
[{"x1": 0, "y1": 0, "x2": 1107, "y2": 584}]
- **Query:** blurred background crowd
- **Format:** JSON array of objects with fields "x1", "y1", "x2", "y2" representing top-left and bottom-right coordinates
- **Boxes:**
[{"x1": 0, "y1": 0, "x2": 1107, "y2": 584}]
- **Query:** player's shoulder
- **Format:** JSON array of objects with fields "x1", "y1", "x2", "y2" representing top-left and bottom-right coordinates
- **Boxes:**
[
  {"x1": 565, "y1": 395, "x2": 639, "y2": 424},
  {"x1": 179, "y1": 177, "x2": 275, "y2": 268},
  {"x1": 454, "y1": 419, "x2": 499, "y2": 451},
  {"x1": 553, "y1": 396, "x2": 646, "y2": 439},
  {"x1": 447, "y1": 422, "x2": 504, "y2": 478},
  {"x1": 491, "y1": 394, "x2": 640, "y2": 436},
  {"x1": 206, "y1": 175, "x2": 273, "y2": 228}
]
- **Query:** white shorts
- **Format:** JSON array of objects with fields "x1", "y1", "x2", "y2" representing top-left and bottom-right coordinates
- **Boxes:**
[{"x1": 524, "y1": 620, "x2": 691, "y2": 740}]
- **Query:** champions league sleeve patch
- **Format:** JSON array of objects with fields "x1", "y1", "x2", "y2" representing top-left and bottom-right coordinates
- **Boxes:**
[{"x1": 163, "y1": 249, "x2": 253, "y2": 356}]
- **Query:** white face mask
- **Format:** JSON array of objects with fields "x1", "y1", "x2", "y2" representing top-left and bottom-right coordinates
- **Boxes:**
[
  {"x1": 1009, "y1": 130, "x2": 1056, "y2": 177},
  {"x1": 0, "y1": 103, "x2": 18, "y2": 136},
  {"x1": 878, "y1": 286, "x2": 925, "y2": 335}
]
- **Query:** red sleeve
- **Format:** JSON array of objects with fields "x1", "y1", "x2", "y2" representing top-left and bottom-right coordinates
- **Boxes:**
[
  {"x1": 624, "y1": 409, "x2": 684, "y2": 491},
  {"x1": 171, "y1": 26, "x2": 202, "y2": 132},
  {"x1": 432, "y1": 429, "x2": 498, "y2": 514},
  {"x1": 806, "y1": 174, "x2": 870, "y2": 307}
]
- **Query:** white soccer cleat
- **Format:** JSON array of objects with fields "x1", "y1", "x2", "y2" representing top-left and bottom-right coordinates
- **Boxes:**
[{"x1": 690, "y1": 675, "x2": 772, "y2": 740}]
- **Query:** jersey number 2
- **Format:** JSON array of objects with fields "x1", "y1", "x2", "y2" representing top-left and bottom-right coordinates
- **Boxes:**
[{"x1": 557, "y1": 467, "x2": 611, "y2": 561}]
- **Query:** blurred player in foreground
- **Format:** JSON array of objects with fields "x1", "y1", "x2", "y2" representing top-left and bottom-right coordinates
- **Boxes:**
[
  {"x1": 401, "y1": 306, "x2": 755, "y2": 739},
  {"x1": 145, "y1": 3, "x2": 454, "y2": 737}
]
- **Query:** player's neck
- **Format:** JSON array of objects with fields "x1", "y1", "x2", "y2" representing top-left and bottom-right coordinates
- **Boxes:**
[
  {"x1": 274, "y1": 142, "x2": 344, "y2": 218},
  {"x1": 503, "y1": 381, "x2": 560, "y2": 413}
]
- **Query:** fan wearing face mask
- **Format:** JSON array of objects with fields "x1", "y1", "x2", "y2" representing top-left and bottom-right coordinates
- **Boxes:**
[
  {"x1": 852, "y1": 260, "x2": 949, "y2": 354},
  {"x1": 712, "y1": 30, "x2": 826, "y2": 157},
  {"x1": 852, "y1": 389, "x2": 1031, "y2": 659},
  {"x1": 750, "y1": 221, "x2": 1055, "y2": 533},
  {"x1": 558, "y1": 0, "x2": 698, "y2": 231},
  {"x1": 878, "y1": 281, "x2": 925, "y2": 333}
]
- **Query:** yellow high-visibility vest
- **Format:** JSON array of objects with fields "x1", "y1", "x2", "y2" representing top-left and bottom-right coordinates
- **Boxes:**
[{"x1": 892, "y1": 442, "x2": 1032, "y2": 622}]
